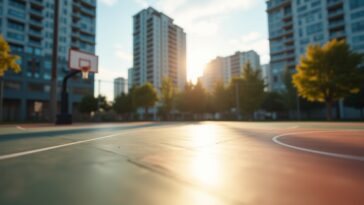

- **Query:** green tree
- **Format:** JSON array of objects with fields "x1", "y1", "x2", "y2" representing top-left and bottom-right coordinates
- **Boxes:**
[
  {"x1": 134, "y1": 83, "x2": 158, "y2": 119},
  {"x1": 97, "y1": 95, "x2": 111, "y2": 112},
  {"x1": 234, "y1": 62, "x2": 265, "y2": 119},
  {"x1": 189, "y1": 81, "x2": 208, "y2": 114},
  {"x1": 0, "y1": 35, "x2": 21, "y2": 77},
  {"x1": 0, "y1": 35, "x2": 21, "y2": 121},
  {"x1": 261, "y1": 92, "x2": 286, "y2": 113},
  {"x1": 282, "y1": 66, "x2": 297, "y2": 111},
  {"x1": 345, "y1": 86, "x2": 364, "y2": 118},
  {"x1": 175, "y1": 82, "x2": 193, "y2": 113},
  {"x1": 293, "y1": 39, "x2": 364, "y2": 120},
  {"x1": 212, "y1": 82, "x2": 232, "y2": 113},
  {"x1": 175, "y1": 81, "x2": 210, "y2": 119},
  {"x1": 113, "y1": 92, "x2": 134, "y2": 119},
  {"x1": 160, "y1": 77, "x2": 175, "y2": 119},
  {"x1": 78, "y1": 95, "x2": 98, "y2": 115}
]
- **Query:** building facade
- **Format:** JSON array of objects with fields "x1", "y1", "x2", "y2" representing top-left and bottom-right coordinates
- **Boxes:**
[
  {"x1": 261, "y1": 64, "x2": 273, "y2": 92},
  {"x1": 114, "y1": 77, "x2": 127, "y2": 98},
  {"x1": 0, "y1": 0, "x2": 96, "y2": 121},
  {"x1": 127, "y1": 67, "x2": 133, "y2": 89},
  {"x1": 201, "y1": 50, "x2": 261, "y2": 92},
  {"x1": 132, "y1": 7, "x2": 186, "y2": 91},
  {"x1": 267, "y1": 0, "x2": 364, "y2": 91}
]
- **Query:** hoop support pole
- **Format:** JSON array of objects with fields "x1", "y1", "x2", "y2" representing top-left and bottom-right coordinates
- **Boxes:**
[{"x1": 56, "y1": 70, "x2": 81, "y2": 125}]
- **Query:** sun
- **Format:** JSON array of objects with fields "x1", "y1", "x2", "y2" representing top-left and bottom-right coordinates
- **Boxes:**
[{"x1": 187, "y1": 56, "x2": 205, "y2": 84}]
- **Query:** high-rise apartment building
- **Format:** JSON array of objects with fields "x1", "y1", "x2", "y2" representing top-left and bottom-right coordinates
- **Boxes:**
[
  {"x1": 132, "y1": 7, "x2": 186, "y2": 91},
  {"x1": 114, "y1": 77, "x2": 127, "y2": 98},
  {"x1": 127, "y1": 67, "x2": 134, "y2": 89},
  {"x1": 267, "y1": 0, "x2": 364, "y2": 91},
  {"x1": 0, "y1": 0, "x2": 96, "y2": 121},
  {"x1": 201, "y1": 50, "x2": 261, "y2": 92},
  {"x1": 261, "y1": 64, "x2": 273, "y2": 92}
]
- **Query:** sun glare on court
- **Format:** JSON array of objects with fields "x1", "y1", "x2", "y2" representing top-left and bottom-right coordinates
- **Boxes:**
[
  {"x1": 188, "y1": 124, "x2": 218, "y2": 147},
  {"x1": 186, "y1": 124, "x2": 221, "y2": 187}
]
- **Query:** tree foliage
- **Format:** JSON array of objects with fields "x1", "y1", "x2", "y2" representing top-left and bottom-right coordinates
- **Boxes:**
[
  {"x1": 282, "y1": 66, "x2": 297, "y2": 111},
  {"x1": 113, "y1": 92, "x2": 134, "y2": 115},
  {"x1": 345, "y1": 84, "x2": 364, "y2": 118},
  {"x1": 230, "y1": 62, "x2": 265, "y2": 119},
  {"x1": 212, "y1": 83, "x2": 232, "y2": 112},
  {"x1": 0, "y1": 35, "x2": 21, "y2": 77},
  {"x1": 293, "y1": 39, "x2": 364, "y2": 120},
  {"x1": 189, "y1": 81, "x2": 209, "y2": 114},
  {"x1": 261, "y1": 92, "x2": 286, "y2": 112},
  {"x1": 160, "y1": 77, "x2": 176, "y2": 117},
  {"x1": 133, "y1": 83, "x2": 158, "y2": 117},
  {"x1": 175, "y1": 81, "x2": 210, "y2": 116},
  {"x1": 97, "y1": 95, "x2": 111, "y2": 112},
  {"x1": 78, "y1": 95, "x2": 98, "y2": 115}
]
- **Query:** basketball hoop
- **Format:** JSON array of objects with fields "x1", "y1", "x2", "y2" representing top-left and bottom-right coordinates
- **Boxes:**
[
  {"x1": 68, "y1": 49, "x2": 98, "y2": 79},
  {"x1": 81, "y1": 66, "x2": 90, "y2": 79}
]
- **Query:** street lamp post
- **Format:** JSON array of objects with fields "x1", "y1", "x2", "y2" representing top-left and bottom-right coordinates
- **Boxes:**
[
  {"x1": 0, "y1": 77, "x2": 3, "y2": 122},
  {"x1": 235, "y1": 81, "x2": 241, "y2": 120},
  {"x1": 296, "y1": 93, "x2": 301, "y2": 120},
  {"x1": 50, "y1": 0, "x2": 60, "y2": 123}
]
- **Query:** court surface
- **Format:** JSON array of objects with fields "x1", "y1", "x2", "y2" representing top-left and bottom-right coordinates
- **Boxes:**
[{"x1": 0, "y1": 121, "x2": 363, "y2": 205}]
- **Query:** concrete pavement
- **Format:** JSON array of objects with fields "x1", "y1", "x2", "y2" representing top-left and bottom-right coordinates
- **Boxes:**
[{"x1": 0, "y1": 122, "x2": 363, "y2": 205}]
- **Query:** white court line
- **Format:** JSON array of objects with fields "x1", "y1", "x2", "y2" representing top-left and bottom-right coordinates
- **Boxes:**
[
  {"x1": 0, "y1": 132, "x2": 132, "y2": 161},
  {"x1": 16, "y1": 126, "x2": 26, "y2": 131},
  {"x1": 272, "y1": 130, "x2": 364, "y2": 162}
]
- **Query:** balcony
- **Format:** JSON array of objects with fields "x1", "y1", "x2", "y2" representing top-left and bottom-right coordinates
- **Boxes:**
[
  {"x1": 29, "y1": 19, "x2": 43, "y2": 28},
  {"x1": 72, "y1": 12, "x2": 81, "y2": 21},
  {"x1": 79, "y1": 37, "x2": 95, "y2": 45},
  {"x1": 80, "y1": 0, "x2": 96, "y2": 8},
  {"x1": 29, "y1": 8, "x2": 43, "y2": 18},
  {"x1": 327, "y1": 0, "x2": 342, "y2": 8},
  {"x1": 267, "y1": 0, "x2": 291, "y2": 12},
  {"x1": 28, "y1": 40, "x2": 42, "y2": 47},
  {"x1": 330, "y1": 30, "x2": 346, "y2": 39},
  {"x1": 28, "y1": 29, "x2": 42, "y2": 38},
  {"x1": 8, "y1": 9, "x2": 26, "y2": 22},
  {"x1": 80, "y1": 6, "x2": 95, "y2": 17},
  {"x1": 30, "y1": 0, "x2": 44, "y2": 9},
  {"x1": 329, "y1": 20, "x2": 345, "y2": 30},
  {"x1": 328, "y1": 8, "x2": 344, "y2": 19}
]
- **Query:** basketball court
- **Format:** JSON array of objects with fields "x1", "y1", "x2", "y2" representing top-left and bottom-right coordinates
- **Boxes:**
[{"x1": 0, "y1": 121, "x2": 363, "y2": 205}]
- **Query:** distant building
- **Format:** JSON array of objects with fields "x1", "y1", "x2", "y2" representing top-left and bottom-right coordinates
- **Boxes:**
[
  {"x1": 0, "y1": 0, "x2": 97, "y2": 121},
  {"x1": 261, "y1": 64, "x2": 272, "y2": 92},
  {"x1": 127, "y1": 67, "x2": 134, "y2": 89},
  {"x1": 132, "y1": 7, "x2": 186, "y2": 91},
  {"x1": 114, "y1": 77, "x2": 127, "y2": 98},
  {"x1": 266, "y1": 0, "x2": 364, "y2": 91},
  {"x1": 201, "y1": 57, "x2": 228, "y2": 91},
  {"x1": 201, "y1": 50, "x2": 261, "y2": 92}
]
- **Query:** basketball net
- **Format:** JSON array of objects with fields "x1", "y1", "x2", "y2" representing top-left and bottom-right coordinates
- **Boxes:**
[{"x1": 81, "y1": 66, "x2": 90, "y2": 79}]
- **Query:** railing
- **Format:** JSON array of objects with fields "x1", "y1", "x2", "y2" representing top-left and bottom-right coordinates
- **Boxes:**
[
  {"x1": 328, "y1": 8, "x2": 344, "y2": 18},
  {"x1": 329, "y1": 20, "x2": 345, "y2": 28},
  {"x1": 330, "y1": 30, "x2": 346, "y2": 38}
]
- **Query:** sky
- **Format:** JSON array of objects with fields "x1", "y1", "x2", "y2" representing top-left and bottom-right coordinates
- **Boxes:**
[{"x1": 95, "y1": 0, "x2": 269, "y2": 99}]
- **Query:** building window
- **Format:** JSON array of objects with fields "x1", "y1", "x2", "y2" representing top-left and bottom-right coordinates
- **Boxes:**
[
  {"x1": 7, "y1": 32, "x2": 24, "y2": 41},
  {"x1": 306, "y1": 23, "x2": 322, "y2": 35},
  {"x1": 352, "y1": 35, "x2": 364, "y2": 43},
  {"x1": 352, "y1": 21, "x2": 364, "y2": 33},
  {"x1": 351, "y1": 10, "x2": 364, "y2": 19},
  {"x1": 7, "y1": 20, "x2": 25, "y2": 31},
  {"x1": 4, "y1": 81, "x2": 21, "y2": 91},
  {"x1": 28, "y1": 83, "x2": 44, "y2": 92},
  {"x1": 8, "y1": 9, "x2": 25, "y2": 19},
  {"x1": 350, "y1": 0, "x2": 364, "y2": 8},
  {"x1": 9, "y1": 44, "x2": 23, "y2": 52}
]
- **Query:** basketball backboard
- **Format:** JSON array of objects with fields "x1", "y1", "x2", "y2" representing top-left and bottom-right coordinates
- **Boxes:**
[{"x1": 69, "y1": 49, "x2": 98, "y2": 73}]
